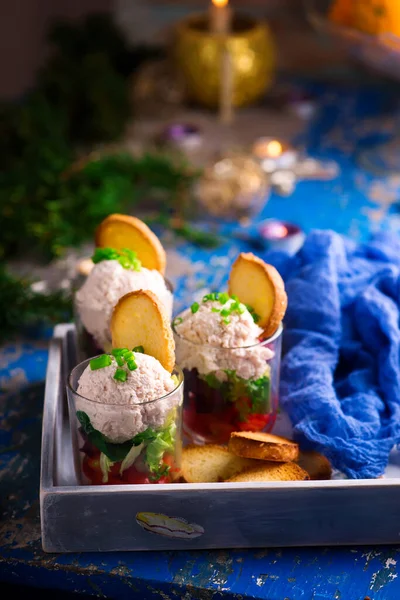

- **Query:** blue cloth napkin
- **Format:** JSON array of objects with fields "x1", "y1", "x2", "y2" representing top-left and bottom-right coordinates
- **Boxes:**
[{"x1": 265, "y1": 230, "x2": 400, "y2": 479}]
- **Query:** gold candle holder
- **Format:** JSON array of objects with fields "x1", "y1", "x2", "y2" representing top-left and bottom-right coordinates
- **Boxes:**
[{"x1": 174, "y1": 13, "x2": 275, "y2": 109}]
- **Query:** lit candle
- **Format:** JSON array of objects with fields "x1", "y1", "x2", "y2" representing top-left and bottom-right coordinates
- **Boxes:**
[
  {"x1": 209, "y1": 0, "x2": 232, "y2": 35},
  {"x1": 252, "y1": 137, "x2": 298, "y2": 173},
  {"x1": 259, "y1": 220, "x2": 305, "y2": 254}
]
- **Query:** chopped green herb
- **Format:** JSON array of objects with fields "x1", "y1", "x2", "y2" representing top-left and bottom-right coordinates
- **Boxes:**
[
  {"x1": 203, "y1": 292, "x2": 217, "y2": 302},
  {"x1": 90, "y1": 354, "x2": 112, "y2": 370},
  {"x1": 173, "y1": 317, "x2": 183, "y2": 327},
  {"x1": 246, "y1": 304, "x2": 261, "y2": 323},
  {"x1": 92, "y1": 247, "x2": 141, "y2": 271},
  {"x1": 223, "y1": 317, "x2": 230, "y2": 325},
  {"x1": 115, "y1": 355, "x2": 125, "y2": 367},
  {"x1": 111, "y1": 348, "x2": 125, "y2": 357},
  {"x1": 218, "y1": 292, "x2": 230, "y2": 305},
  {"x1": 133, "y1": 345, "x2": 144, "y2": 353},
  {"x1": 220, "y1": 308, "x2": 230, "y2": 316},
  {"x1": 123, "y1": 350, "x2": 134, "y2": 361},
  {"x1": 114, "y1": 368, "x2": 127, "y2": 382},
  {"x1": 191, "y1": 302, "x2": 200, "y2": 314},
  {"x1": 127, "y1": 359, "x2": 138, "y2": 371},
  {"x1": 211, "y1": 307, "x2": 220, "y2": 313}
]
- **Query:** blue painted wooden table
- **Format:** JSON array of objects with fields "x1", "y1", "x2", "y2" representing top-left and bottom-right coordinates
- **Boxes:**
[{"x1": 2, "y1": 81, "x2": 400, "y2": 598}]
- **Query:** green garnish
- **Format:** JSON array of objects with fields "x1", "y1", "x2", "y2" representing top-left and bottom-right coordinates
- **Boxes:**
[
  {"x1": 173, "y1": 317, "x2": 183, "y2": 327},
  {"x1": 111, "y1": 348, "x2": 125, "y2": 356},
  {"x1": 90, "y1": 354, "x2": 112, "y2": 370},
  {"x1": 191, "y1": 302, "x2": 200, "y2": 314},
  {"x1": 116, "y1": 356, "x2": 125, "y2": 367},
  {"x1": 246, "y1": 304, "x2": 261, "y2": 323},
  {"x1": 133, "y1": 345, "x2": 144, "y2": 353},
  {"x1": 114, "y1": 368, "x2": 127, "y2": 382},
  {"x1": 203, "y1": 292, "x2": 253, "y2": 326},
  {"x1": 217, "y1": 292, "x2": 230, "y2": 305},
  {"x1": 127, "y1": 359, "x2": 138, "y2": 371},
  {"x1": 92, "y1": 247, "x2": 141, "y2": 271},
  {"x1": 203, "y1": 292, "x2": 218, "y2": 302}
]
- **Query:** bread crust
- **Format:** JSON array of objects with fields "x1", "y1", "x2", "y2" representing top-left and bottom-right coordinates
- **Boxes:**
[
  {"x1": 111, "y1": 289, "x2": 175, "y2": 372},
  {"x1": 181, "y1": 444, "x2": 257, "y2": 483},
  {"x1": 228, "y1": 252, "x2": 287, "y2": 338},
  {"x1": 297, "y1": 451, "x2": 332, "y2": 480},
  {"x1": 229, "y1": 431, "x2": 299, "y2": 462},
  {"x1": 226, "y1": 462, "x2": 309, "y2": 482},
  {"x1": 96, "y1": 214, "x2": 166, "y2": 274}
]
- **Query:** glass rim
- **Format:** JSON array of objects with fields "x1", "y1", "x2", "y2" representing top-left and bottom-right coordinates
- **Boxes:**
[
  {"x1": 172, "y1": 319, "x2": 283, "y2": 349},
  {"x1": 67, "y1": 358, "x2": 184, "y2": 407}
]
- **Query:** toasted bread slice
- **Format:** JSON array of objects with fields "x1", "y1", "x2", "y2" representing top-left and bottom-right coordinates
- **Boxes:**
[
  {"x1": 96, "y1": 214, "x2": 166, "y2": 274},
  {"x1": 229, "y1": 431, "x2": 299, "y2": 462},
  {"x1": 228, "y1": 252, "x2": 287, "y2": 338},
  {"x1": 297, "y1": 451, "x2": 332, "y2": 481},
  {"x1": 226, "y1": 462, "x2": 309, "y2": 482},
  {"x1": 111, "y1": 290, "x2": 175, "y2": 372},
  {"x1": 182, "y1": 445, "x2": 258, "y2": 483}
]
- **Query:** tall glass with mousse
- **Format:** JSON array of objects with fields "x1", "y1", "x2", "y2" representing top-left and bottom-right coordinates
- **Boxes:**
[
  {"x1": 75, "y1": 214, "x2": 173, "y2": 357},
  {"x1": 67, "y1": 290, "x2": 183, "y2": 485},
  {"x1": 173, "y1": 253, "x2": 287, "y2": 445}
]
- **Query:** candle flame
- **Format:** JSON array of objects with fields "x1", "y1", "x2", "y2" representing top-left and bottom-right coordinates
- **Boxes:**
[
  {"x1": 272, "y1": 224, "x2": 288, "y2": 238},
  {"x1": 212, "y1": 0, "x2": 229, "y2": 7},
  {"x1": 266, "y1": 140, "x2": 283, "y2": 158}
]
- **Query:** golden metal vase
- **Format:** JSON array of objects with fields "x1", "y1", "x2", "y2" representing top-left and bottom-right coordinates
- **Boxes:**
[{"x1": 174, "y1": 14, "x2": 276, "y2": 108}]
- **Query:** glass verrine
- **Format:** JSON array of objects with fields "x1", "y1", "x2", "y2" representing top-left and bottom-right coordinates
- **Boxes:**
[
  {"x1": 67, "y1": 358, "x2": 183, "y2": 485},
  {"x1": 173, "y1": 322, "x2": 282, "y2": 445}
]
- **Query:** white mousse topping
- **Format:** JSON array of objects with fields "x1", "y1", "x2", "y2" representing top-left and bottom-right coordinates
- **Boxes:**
[
  {"x1": 76, "y1": 353, "x2": 178, "y2": 443},
  {"x1": 174, "y1": 299, "x2": 273, "y2": 381},
  {"x1": 75, "y1": 260, "x2": 173, "y2": 350}
]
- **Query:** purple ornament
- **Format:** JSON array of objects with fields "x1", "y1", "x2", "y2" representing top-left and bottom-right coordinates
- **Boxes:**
[
  {"x1": 259, "y1": 220, "x2": 305, "y2": 254},
  {"x1": 160, "y1": 123, "x2": 202, "y2": 149}
]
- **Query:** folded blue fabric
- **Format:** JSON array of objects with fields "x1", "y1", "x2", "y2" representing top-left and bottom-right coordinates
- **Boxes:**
[{"x1": 265, "y1": 230, "x2": 400, "y2": 478}]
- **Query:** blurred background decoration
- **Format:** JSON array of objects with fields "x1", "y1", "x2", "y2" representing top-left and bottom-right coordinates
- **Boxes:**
[
  {"x1": 2, "y1": 0, "x2": 400, "y2": 340},
  {"x1": 308, "y1": 0, "x2": 400, "y2": 174},
  {"x1": 173, "y1": 11, "x2": 275, "y2": 111}
]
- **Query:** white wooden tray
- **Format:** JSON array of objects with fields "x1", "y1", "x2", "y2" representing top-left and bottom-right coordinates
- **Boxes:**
[{"x1": 40, "y1": 324, "x2": 400, "y2": 552}]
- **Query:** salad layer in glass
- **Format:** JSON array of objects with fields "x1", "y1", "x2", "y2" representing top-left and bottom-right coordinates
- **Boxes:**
[
  {"x1": 67, "y1": 348, "x2": 183, "y2": 485},
  {"x1": 173, "y1": 293, "x2": 282, "y2": 444}
]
